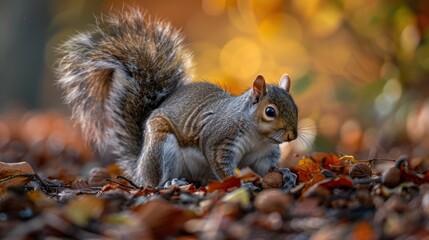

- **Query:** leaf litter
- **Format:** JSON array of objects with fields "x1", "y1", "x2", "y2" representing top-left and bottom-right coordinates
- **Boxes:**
[{"x1": 1, "y1": 113, "x2": 429, "y2": 239}]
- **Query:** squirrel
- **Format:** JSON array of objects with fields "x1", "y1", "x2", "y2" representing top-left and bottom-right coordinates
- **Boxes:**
[{"x1": 56, "y1": 10, "x2": 298, "y2": 187}]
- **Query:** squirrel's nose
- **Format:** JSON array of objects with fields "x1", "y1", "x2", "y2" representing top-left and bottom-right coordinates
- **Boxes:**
[{"x1": 284, "y1": 129, "x2": 297, "y2": 142}]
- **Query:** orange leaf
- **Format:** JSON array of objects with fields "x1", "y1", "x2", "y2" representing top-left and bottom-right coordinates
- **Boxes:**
[
  {"x1": 300, "y1": 173, "x2": 326, "y2": 196},
  {"x1": 310, "y1": 152, "x2": 329, "y2": 164},
  {"x1": 313, "y1": 172, "x2": 326, "y2": 184},
  {"x1": 310, "y1": 152, "x2": 342, "y2": 171},
  {"x1": 351, "y1": 221, "x2": 376, "y2": 240},
  {"x1": 101, "y1": 182, "x2": 132, "y2": 193},
  {"x1": 207, "y1": 176, "x2": 241, "y2": 193},
  {"x1": 296, "y1": 158, "x2": 322, "y2": 183},
  {"x1": 238, "y1": 171, "x2": 261, "y2": 183},
  {"x1": 0, "y1": 161, "x2": 35, "y2": 188}
]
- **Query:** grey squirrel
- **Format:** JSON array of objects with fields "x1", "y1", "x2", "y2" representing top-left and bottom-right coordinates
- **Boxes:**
[{"x1": 57, "y1": 10, "x2": 298, "y2": 187}]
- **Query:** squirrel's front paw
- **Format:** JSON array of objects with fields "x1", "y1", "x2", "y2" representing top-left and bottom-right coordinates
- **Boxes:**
[
  {"x1": 163, "y1": 178, "x2": 190, "y2": 187},
  {"x1": 278, "y1": 168, "x2": 297, "y2": 191}
]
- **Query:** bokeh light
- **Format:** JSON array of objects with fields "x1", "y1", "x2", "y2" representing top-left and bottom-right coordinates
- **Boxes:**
[{"x1": 1, "y1": 0, "x2": 428, "y2": 162}]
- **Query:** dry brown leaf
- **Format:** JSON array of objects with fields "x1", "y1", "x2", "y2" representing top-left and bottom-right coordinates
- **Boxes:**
[
  {"x1": 64, "y1": 195, "x2": 105, "y2": 227},
  {"x1": 207, "y1": 176, "x2": 241, "y2": 193},
  {"x1": 0, "y1": 161, "x2": 35, "y2": 188},
  {"x1": 133, "y1": 199, "x2": 195, "y2": 238}
]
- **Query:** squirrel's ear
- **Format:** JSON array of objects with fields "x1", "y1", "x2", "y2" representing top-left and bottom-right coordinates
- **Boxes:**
[
  {"x1": 279, "y1": 74, "x2": 291, "y2": 93},
  {"x1": 252, "y1": 75, "x2": 267, "y2": 103}
]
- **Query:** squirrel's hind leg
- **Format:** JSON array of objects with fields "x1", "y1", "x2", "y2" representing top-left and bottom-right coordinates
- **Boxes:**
[
  {"x1": 136, "y1": 116, "x2": 179, "y2": 187},
  {"x1": 159, "y1": 134, "x2": 186, "y2": 186}
]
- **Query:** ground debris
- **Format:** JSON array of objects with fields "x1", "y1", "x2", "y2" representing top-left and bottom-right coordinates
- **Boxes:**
[
  {"x1": 1, "y1": 153, "x2": 429, "y2": 239},
  {"x1": 4, "y1": 111, "x2": 427, "y2": 239}
]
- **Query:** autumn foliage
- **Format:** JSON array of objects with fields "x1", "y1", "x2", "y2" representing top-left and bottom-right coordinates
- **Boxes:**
[{"x1": 2, "y1": 117, "x2": 429, "y2": 240}]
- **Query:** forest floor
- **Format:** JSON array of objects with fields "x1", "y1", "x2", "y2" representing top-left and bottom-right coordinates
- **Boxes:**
[{"x1": 1, "y1": 111, "x2": 429, "y2": 239}]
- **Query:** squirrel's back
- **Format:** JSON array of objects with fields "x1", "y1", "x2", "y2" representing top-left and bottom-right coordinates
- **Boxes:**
[{"x1": 57, "y1": 10, "x2": 193, "y2": 172}]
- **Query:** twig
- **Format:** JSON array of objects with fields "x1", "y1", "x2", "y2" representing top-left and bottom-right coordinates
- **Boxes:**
[
  {"x1": 365, "y1": 158, "x2": 396, "y2": 163},
  {"x1": 116, "y1": 175, "x2": 142, "y2": 189},
  {"x1": 105, "y1": 178, "x2": 137, "y2": 190},
  {"x1": 33, "y1": 173, "x2": 60, "y2": 192}
]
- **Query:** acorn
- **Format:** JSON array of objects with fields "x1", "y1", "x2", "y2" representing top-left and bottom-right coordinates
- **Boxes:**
[
  {"x1": 382, "y1": 156, "x2": 407, "y2": 188},
  {"x1": 262, "y1": 171, "x2": 283, "y2": 189},
  {"x1": 349, "y1": 163, "x2": 372, "y2": 179}
]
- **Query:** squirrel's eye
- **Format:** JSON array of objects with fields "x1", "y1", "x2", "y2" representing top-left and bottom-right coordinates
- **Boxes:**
[{"x1": 265, "y1": 106, "x2": 276, "y2": 118}]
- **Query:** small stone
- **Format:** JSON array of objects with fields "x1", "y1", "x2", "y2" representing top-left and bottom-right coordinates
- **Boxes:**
[
  {"x1": 262, "y1": 171, "x2": 283, "y2": 189},
  {"x1": 349, "y1": 163, "x2": 372, "y2": 179}
]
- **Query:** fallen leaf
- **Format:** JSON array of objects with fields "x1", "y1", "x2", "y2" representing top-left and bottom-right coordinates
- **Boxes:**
[
  {"x1": 221, "y1": 188, "x2": 250, "y2": 207},
  {"x1": 207, "y1": 176, "x2": 241, "y2": 193},
  {"x1": 238, "y1": 171, "x2": 261, "y2": 184},
  {"x1": 296, "y1": 158, "x2": 322, "y2": 183},
  {"x1": 27, "y1": 190, "x2": 56, "y2": 210},
  {"x1": 101, "y1": 182, "x2": 133, "y2": 193},
  {"x1": 312, "y1": 172, "x2": 326, "y2": 185},
  {"x1": 0, "y1": 161, "x2": 35, "y2": 188},
  {"x1": 311, "y1": 153, "x2": 343, "y2": 171},
  {"x1": 133, "y1": 199, "x2": 195, "y2": 238},
  {"x1": 319, "y1": 176, "x2": 353, "y2": 189},
  {"x1": 400, "y1": 168, "x2": 426, "y2": 185},
  {"x1": 64, "y1": 195, "x2": 105, "y2": 226}
]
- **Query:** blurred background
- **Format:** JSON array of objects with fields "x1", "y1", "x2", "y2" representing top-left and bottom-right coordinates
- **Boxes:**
[{"x1": 1, "y1": 0, "x2": 429, "y2": 170}]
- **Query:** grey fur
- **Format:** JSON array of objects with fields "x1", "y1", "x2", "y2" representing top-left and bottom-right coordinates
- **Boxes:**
[
  {"x1": 57, "y1": 10, "x2": 193, "y2": 177},
  {"x1": 57, "y1": 10, "x2": 298, "y2": 187}
]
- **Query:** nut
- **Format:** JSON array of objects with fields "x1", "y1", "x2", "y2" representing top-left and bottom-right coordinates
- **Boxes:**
[
  {"x1": 382, "y1": 167, "x2": 401, "y2": 188},
  {"x1": 349, "y1": 163, "x2": 372, "y2": 178},
  {"x1": 262, "y1": 171, "x2": 283, "y2": 189}
]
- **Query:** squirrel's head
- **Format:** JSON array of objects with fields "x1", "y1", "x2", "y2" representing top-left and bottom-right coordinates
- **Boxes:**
[{"x1": 252, "y1": 74, "x2": 298, "y2": 144}]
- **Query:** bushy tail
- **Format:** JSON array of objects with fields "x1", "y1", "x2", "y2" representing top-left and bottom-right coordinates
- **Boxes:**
[{"x1": 57, "y1": 10, "x2": 193, "y2": 170}]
